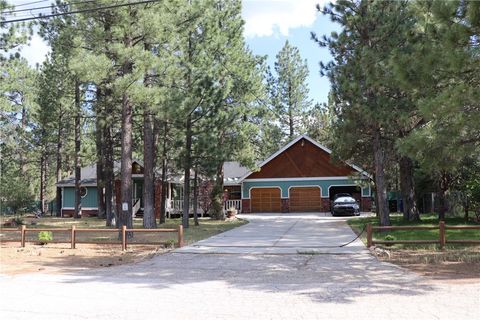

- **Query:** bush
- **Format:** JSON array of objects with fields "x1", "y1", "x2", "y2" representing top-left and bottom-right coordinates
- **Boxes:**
[
  {"x1": 38, "y1": 231, "x2": 53, "y2": 242},
  {"x1": 384, "y1": 234, "x2": 396, "y2": 246},
  {"x1": 164, "y1": 239, "x2": 176, "y2": 248},
  {"x1": 384, "y1": 234, "x2": 396, "y2": 241}
]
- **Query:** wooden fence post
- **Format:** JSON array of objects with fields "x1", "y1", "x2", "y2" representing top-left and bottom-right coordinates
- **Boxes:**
[
  {"x1": 122, "y1": 225, "x2": 127, "y2": 251},
  {"x1": 439, "y1": 221, "x2": 446, "y2": 249},
  {"x1": 177, "y1": 225, "x2": 184, "y2": 248},
  {"x1": 71, "y1": 226, "x2": 76, "y2": 249},
  {"x1": 20, "y1": 225, "x2": 26, "y2": 247},
  {"x1": 366, "y1": 224, "x2": 373, "y2": 248}
]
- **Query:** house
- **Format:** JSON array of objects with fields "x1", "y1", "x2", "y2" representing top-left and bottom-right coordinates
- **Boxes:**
[
  {"x1": 56, "y1": 161, "x2": 186, "y2": 218},
  {"x1": 56, "y1": 135, "x2": 372, "y2": 217},
  {"x1": 224, "y1": 135, "x2": 372, "y2": 213}
]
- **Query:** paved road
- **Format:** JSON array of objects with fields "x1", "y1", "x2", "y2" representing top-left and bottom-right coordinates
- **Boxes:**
[{"x1": 1, "y1": 214, "x2": 478, "y2": 320}]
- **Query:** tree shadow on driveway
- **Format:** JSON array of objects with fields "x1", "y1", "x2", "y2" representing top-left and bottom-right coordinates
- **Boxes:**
[{"x1": 56, "y1": 251, "x2": 433, "y2": 305}]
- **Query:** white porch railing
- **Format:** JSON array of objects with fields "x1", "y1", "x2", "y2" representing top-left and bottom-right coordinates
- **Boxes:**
[
  {"x1": 224, "y1": 199, "x2": 241, "y2": 212},
  {"x1": 168, "y1": 199, "x2": 241, "y2": 216},
  {"x1": 133, "y1": 198, "x2": 141, "y2": 217},
  {"x1": 171, "y1": 200, "x2": 184, "y2": 212}
]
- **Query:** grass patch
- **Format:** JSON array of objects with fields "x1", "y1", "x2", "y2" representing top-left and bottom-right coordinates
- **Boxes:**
[
  {"x1": 1, "y1": 216, "x2": 247, "y2": 246},
  {"x1": 154, "y1": 218, "x2": 247, "y2": 245},
  {"x1": 348, "y1": 213, "x2": 480, "y2": 249}
]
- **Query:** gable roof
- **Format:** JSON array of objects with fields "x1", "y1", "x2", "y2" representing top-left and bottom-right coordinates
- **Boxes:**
[{"x1": 240, "y1": 135, "x2": 371, "y2": 181}]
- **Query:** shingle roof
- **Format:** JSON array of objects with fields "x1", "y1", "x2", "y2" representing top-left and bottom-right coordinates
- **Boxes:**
[
  {"x1": 223, "y1": 161, "x2": 249, "y2": 185},
  {"x1": 57, "y1": 161, "x2": 122, "y2": 186}
]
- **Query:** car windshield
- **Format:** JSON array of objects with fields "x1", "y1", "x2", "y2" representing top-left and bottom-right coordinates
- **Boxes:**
[{"x1": 334, "y1": 197, "x2": 356, "y2": 204}]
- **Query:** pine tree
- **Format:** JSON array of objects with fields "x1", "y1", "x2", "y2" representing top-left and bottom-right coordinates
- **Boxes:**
[
  {"x1": 315, "y1": 0, "x2": 417, "y2": 225},
  {"x1": 393, "y1": 0, "x2": 480, "y2": 220}
]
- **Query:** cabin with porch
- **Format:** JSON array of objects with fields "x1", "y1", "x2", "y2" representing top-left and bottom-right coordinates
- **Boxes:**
[{"x1": 56, "y1": 161, "x2": 193, "y2": 218}]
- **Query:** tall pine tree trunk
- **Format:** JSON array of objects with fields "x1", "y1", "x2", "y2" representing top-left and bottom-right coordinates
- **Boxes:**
[
  {"x1": 74, "y1": 80, "x2": 82, "y2": 219},
  {"x1": 373, "y1": 127, "x2": 389, "y2": 226},
  {"x1": 437, "y1": 171, "x2": 450, "y2": 221},
  {"x1": 159, "y1": 121, "x2": 168, "y2": 224},
  {"x1": 193, "y1": 167, "x2": 199, "y2": 226},
  {"x1": 143, "y1": 109, "x2": 156, "y2": 228},
  {"x1": 119, "y1": 89, "x2": 133, "y2": 235},
  {"x1": 288, "y1": 83, "x2": 294, "y2": 139},
  {"x1": 20, "y1": 107, "x2": 27, "y2": 175},
  {"x1": 182, "y1": 115, "x2": 192, "y2": 228},
  {"x1": 39, "y1": 154, "x2": 46, "y2": 215},
  {"x1": 55, "y1": 111, "x2": 63, "y2": 217},
  {"x1": 104, "y1": 118, "x2": 115, "y2": 227},
  {"x1": 399, "y1": 156, "x2": 420, "y2": 221},
  {"x1": 211, "y1": 163, "x2": 225, "y2": 220},
  {"x1": 95, "y1": 89, "x2": 106, "y2": 219}
]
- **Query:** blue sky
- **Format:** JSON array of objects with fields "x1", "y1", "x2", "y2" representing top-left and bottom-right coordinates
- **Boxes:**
[
  {"x1": 17, "y1": 0, "x2": 338, "y2": 105},
  {"x1": 245, "y1": 16, "x2": 338, "y2": 105}
]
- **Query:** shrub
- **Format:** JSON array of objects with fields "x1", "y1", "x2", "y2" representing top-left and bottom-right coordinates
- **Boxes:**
[
  {"x1": 384, "y1": 234, "x2": 396, "y2": 241},
  {"x1": 164, "y1": 239, "x2": 176, "y2": 248},
  {"x1": 384, "y1": 234, "x2": 396, "y2": 246},
  {"x1": 38, "y1": 231, "x2": 53, "y2": 242}
]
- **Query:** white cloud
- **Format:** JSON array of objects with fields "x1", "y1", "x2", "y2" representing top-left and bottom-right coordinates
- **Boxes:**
[{"x1": 242, "y1": 0, "x2": 330, "y2": 38}]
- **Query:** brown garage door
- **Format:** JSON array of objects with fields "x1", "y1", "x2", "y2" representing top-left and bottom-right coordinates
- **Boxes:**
[
  {"x1": 289, "y1": 187, "x2": 321, "y2": 212},
  {"x1": 251, "y1": 188, "x2": 281, "y2": 213}
]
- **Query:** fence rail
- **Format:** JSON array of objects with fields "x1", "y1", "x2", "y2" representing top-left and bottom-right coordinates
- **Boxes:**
[
  {"x1": 366, "y1": 221, "x2": 480, "y2": 249},
  {"x1": 0, "y1": 225, "x2": 184, "y2": 251}
]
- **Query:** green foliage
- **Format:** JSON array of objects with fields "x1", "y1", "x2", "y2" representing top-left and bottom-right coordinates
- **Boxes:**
[
  {"x1": 38, "y1": 231, "x2": 53, "y2": 242},
  {"x1": 384, "y1": 234, "x2": 396, "y2": 242},
  {"x1": 394, "y1": 0, "x2": 480, "y2": 187}
]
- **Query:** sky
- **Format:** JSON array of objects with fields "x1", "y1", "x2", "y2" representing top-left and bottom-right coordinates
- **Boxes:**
[{"x1": 15, "y1": 0, "x2": 338, "y2": 105}]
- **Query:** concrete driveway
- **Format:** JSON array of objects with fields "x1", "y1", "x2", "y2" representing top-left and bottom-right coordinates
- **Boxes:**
[
  {"x1": 1, "y1": 214, "x2": 478, "y2": 320},
  {"x1": 177, "y1": 213, "x2": 367, "y2": 254}
]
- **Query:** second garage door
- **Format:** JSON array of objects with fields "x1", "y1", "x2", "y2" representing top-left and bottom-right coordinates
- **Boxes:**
[
  {"x1": 289, "y1": 187, "x2": 321, "y2": 212},
  {"x1": 251, "y1": 188, "x2": 281, "y2": 213}
]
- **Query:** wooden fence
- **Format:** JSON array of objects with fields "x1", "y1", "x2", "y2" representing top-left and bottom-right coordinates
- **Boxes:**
[
  {"x1": 366, "y1": 221, "x2": 480, "y2": 249},
  {"x1": 0, "y1": 225, "x2": 184, "y2": 251}
]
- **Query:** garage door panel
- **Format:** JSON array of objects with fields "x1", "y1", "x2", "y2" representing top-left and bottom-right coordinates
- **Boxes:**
[
  {"x1": 290, "y1": 187, "x2": 321, "y2": 212},
  {"x1": 251, "y1": 188, "x2": 281, "y2": 213}
]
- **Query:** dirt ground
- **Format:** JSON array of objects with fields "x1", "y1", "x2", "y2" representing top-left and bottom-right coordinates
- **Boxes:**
[
  {"x1": 2, "y1": 242, "x2": 479, "y2": 282},
  {"x1": 0, "y1": 243, "x2": 168, "y2": 275},
  {"x1": 373, "y1": 247, "x2": 480, "y2": 283}
]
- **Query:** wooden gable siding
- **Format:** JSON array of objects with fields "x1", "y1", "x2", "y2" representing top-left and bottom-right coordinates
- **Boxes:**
[{"x1": 247, "y1": 138, "x2": 353, "y2": 179}]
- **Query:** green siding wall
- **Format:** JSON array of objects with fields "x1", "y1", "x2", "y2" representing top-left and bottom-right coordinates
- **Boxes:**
[
  {"x1": 242, "y1": 179, "x2": 370, "y2": 198},
  {"x1": 63, "y1": 187, "x2": 98, "y2": 208}
]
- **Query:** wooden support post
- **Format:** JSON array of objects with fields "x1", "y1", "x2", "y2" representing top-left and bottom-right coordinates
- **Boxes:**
[
  {"x1": 20, "y1": 225, "x2": 26, "y2": 247},
  {"x1": 366, "y1": 224, "x2": 373, "y2": 248},
  {"x1": 439, "y1": 221, "x2": 446, "y2": 249},
  {"x1": 122, "y1": 225, "x2": 127, "y2": 251},
  {"x1": 177, "y1": 225, "x2": 184, "y2": 248},
  {"x1": 71, "y1": 226, "x2": 76, "y2": 249}
]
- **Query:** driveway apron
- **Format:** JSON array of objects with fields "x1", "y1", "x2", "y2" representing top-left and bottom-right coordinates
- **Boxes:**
[{"x1": 176, "y1": 213, "x2": 368, "y2": 254}]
